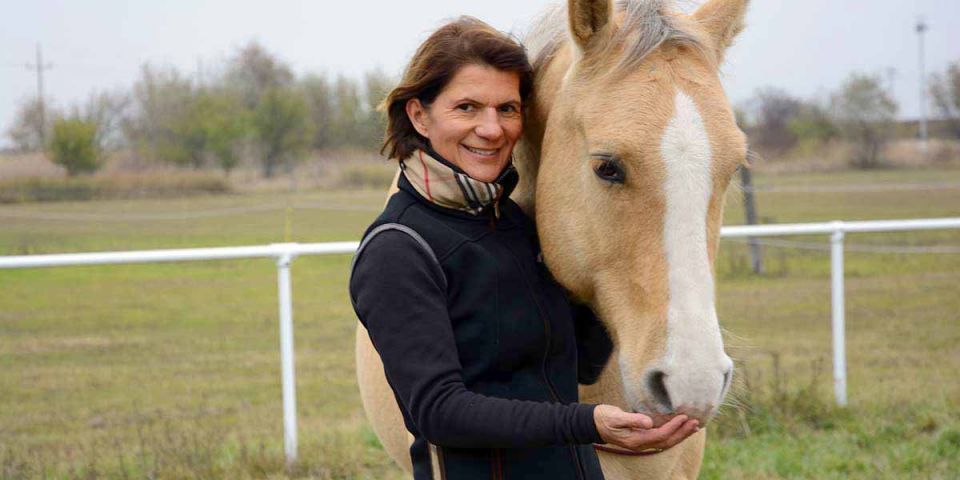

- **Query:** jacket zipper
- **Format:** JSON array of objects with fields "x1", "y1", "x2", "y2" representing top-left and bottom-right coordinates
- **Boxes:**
[{"x1": 499, "y1": 237, "x2": 587, "y2": 480}]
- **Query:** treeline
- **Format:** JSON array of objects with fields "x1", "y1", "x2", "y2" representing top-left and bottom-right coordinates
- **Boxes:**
[
  {"x1": 5, "y1": 41, "x2": 395, "y2": 177},
  {"x1": 738, "y1": 64, "x2": 960, "y2": 169},
  {"x1": 7, "y1": 47, "x2": 960, "y2": 175}
]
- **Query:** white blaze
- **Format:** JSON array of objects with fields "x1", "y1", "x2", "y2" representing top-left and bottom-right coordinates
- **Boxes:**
[{"x1": 654, "y1": 91, "x2": 730, "y2": 414}]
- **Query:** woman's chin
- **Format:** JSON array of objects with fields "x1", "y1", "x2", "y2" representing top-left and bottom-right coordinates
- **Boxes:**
[{"x1": 463, "y1": 161, "x2": 509, "y2": 183}]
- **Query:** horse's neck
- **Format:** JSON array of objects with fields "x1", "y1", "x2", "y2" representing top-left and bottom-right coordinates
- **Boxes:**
[{"x1": 578, "y1": 347, "x2": 629, "y2": 408}]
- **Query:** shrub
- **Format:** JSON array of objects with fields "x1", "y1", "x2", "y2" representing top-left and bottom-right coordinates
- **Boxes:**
[
  {"x1": 334, "y1": 162, "x2": 396, "y2": 189},
  {"x1": 48, "y1": 117, "x2": 102, "y2": 176},
  {"x1": 0, "y1": 172, "x2": 230, "y2": 203},
  {"x1": 831, "y1": 73, "x2": 898, "y2": 169}
]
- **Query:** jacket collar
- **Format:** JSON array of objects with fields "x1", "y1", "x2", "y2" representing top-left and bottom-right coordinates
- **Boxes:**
[{"x1": 399, "y1": 147, "x2": 518, "y2": 218}]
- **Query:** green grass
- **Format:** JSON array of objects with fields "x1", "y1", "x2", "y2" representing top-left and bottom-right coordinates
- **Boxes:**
[{"x1": 1, "y1": 168, "x2": 959, "y2": 479}]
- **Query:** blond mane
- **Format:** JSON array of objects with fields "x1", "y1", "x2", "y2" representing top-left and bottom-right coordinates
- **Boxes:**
[{"x1": 524, "y1": 0, "x2": 709, "y2": 73}]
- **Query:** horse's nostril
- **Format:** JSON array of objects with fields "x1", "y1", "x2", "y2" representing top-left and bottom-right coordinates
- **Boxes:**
[
  {"x1": 722, "y1": 361, "x2": 734, "y2": 389},
  {"x1": 646, "y1": 370, "x2": 672, "y2": 410}
]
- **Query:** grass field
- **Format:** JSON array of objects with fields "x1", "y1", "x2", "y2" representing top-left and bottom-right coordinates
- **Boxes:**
[{"x1": 2, "y1": 167, "x2": 959, "y2": 479}]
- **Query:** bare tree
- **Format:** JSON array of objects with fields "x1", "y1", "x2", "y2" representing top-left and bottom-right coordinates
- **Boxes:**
[
  {"x1": 788, "y1": 100, "x2": 838, "y2": 151},
  {"x1": 330, "y1": 75, "x2": 362, "y2": 148},
  {"x1": 301, "y1": 73, "x2": 334, "y2": 150},
  {"x1": 82, "y1": 90, "x2": 128, "y2": 150},
  {"x1": 123, "y1": 64, "x2": 196, "y2": 166},
  {"x1": 361, "y1": 69, "x2": 395, "y2": 149},
  {"x1": 252, "y1": 87, "x2": 312, "y2": 178},
  {"x1": 831, "y1": 73, "x2": 898, "y2": 169},
  {"x1": 742, "y1": 87, "x2": 802, "y2": 155},
  {"x1": 6, "y1": 97, "x2": 50, "y2": 152},
  {"x1": 929, "y1": 61, "x2": 960, "y2": 139},
  {"x1": 225, "y1": 41, "x2": 294, "y2": 110}
]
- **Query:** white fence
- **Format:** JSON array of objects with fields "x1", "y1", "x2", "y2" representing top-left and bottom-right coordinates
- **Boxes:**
[{"x1": 2, "y1": 216, "x2": 960, "y2": 465}]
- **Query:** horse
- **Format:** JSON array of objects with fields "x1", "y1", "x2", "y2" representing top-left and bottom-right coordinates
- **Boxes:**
[{"x1": 354, "y1": 0, "x2": 750, "y2": 478}]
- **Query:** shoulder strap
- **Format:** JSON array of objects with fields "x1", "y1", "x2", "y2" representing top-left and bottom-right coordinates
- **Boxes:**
[{"x1": 350, "y1": 223, "x2": 448, "y2": 292}]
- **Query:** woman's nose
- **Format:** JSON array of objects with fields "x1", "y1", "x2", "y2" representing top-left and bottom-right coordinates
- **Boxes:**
[{"x1": 474, "y1": 108, "x2": 504, "y2": 142}]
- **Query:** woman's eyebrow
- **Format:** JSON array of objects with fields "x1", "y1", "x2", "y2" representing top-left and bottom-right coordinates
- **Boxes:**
[{"x1": 451, "y1": 97, "x2": 521, "y2": 106}]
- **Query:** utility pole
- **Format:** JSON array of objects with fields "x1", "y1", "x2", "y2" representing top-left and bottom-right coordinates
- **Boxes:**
[
  {"x1": 916, "y1": 18, "x2": 928, "y2": 154},
  {"x1": 25, "y1": 43, "x2": 53, "y2": 145}
]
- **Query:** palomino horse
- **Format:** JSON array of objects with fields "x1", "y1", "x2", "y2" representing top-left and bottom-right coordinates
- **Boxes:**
[{"x1": 355, "y1": 0, "x2": 750, "y2": 478}]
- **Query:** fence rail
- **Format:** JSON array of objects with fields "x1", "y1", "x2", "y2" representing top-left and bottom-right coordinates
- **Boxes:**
[{"x1": 3, "y1": 216, "x2": 960, "y2": 465}]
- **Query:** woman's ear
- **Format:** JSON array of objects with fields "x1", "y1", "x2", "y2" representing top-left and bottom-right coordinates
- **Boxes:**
[{"x1": 406, "y1": 98, "x2": 430, "y2": 138}]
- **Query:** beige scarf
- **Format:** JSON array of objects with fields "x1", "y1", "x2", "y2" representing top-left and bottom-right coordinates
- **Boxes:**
[{"x1": 400, "y1": 149, "x2": 518, "y2": 218}]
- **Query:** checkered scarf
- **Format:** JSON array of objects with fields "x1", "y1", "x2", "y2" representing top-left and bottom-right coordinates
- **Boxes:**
[{"x1": 400, "y1": 149, "x2": 518, "y2": 218}]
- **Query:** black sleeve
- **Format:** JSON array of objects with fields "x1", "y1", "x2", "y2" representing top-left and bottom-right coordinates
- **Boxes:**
[
  {"x1": 572, "y1": 302, "x2": 614, "y2": 385},
  {"x1": 349, "y1": 230, "x2": 602, "y2": 448}
]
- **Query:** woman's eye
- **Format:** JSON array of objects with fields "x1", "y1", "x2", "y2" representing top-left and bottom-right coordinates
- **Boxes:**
[
  {"x1": 593, "y1": 159, "x2": 625, "y2": 184},
  {"x1": 499, "y1": 104, "x2": 519, "y2": 114},
  {"x1": 456, "y1": 103, "x2": 475, "y2": 112}
]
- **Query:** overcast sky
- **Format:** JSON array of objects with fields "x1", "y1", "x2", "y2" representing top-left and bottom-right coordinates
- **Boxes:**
[{"x1": 2, "y1": 0, "x2": 958, "y2": 148}]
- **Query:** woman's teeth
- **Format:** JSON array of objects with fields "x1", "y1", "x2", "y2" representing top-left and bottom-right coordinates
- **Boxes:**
[{"x1": 464, "y1": 145, "x2": 497, "y2": 156}]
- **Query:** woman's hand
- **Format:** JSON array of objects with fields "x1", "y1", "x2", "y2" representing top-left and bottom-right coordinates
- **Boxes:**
[{"x1": 593, "y1": 404, "x2": 699, "y2": 453}]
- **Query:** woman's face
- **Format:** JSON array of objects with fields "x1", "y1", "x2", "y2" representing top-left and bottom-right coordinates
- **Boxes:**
[{"x1": 406, "y1": 64, "x2": 523, "y2": 183}]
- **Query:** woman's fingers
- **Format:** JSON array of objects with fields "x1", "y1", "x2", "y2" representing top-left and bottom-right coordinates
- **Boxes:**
[
  {"x1": 658, "y1": 419, "x2": 699, "y2": 450},
  {"x1": 594, "y1": 405, "x2": 701, "y2": 452},
  {"x1": 596, "y1": 404, "x2": 652, "y2": 431},
  {"x1": 631, "y1": 414, "x2": 687, "y2": 447},
  {"x1": 623, "y1": 411, "x2": 654, "y2": 430}
]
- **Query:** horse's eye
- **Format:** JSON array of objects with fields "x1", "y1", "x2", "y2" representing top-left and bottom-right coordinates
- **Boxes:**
[{"x1": 593, "y1": 158, "x2": 625, "y2": 184}]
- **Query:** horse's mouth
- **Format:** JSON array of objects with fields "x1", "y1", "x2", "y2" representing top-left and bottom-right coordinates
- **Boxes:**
[{"x1": 631, "y1": 407, "x2": 715, "y2": 428}]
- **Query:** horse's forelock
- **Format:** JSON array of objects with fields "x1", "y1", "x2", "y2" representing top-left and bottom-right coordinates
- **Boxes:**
[{"x1": 524, "y1": 0, "x2": 709, "y2": 76}]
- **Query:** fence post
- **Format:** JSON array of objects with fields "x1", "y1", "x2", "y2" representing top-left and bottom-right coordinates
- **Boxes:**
[
  {"x1": 276, "y1": 250, "x2": 298, "y2": 466},
  {"x1": 740, "y1": 165, "x2": 764, "y2": 274},
  {"x1": 829, "y1": 223, "x2": 847, "y2": 406}
]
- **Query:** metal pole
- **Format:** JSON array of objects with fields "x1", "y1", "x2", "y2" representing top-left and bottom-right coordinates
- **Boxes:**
[
  {"x1": 916, "y1": 18, "x2": 928, "y2": 155},
  {"x1": 830, "y1": 223, "x2": 847, "y2": 406},
  {"x1": 25, "y1": 43, "x2": 53, "y2": 146},
  {"x1": 276, "y1": 252, "x2": 298, "y2": 465},
  {"x1": 36, "y1": 44, "x2": 46, "y2": 145}
]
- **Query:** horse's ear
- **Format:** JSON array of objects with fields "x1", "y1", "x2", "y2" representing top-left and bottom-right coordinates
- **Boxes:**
[
  {"x1": 692, "y1": 0, "x2": 749, "y2": 64},
  {"x1": 568, "y1": 0, "x2": 613, "y2": 51}
]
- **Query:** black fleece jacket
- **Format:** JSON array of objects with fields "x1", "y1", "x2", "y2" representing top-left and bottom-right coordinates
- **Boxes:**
[{"x1": 349, "y1": 172, "x2": 613, "y2": 480}]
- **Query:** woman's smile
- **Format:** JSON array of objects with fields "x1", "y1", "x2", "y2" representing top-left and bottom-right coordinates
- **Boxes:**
[{"x1": 462, "y1": 144, "x2": 501, "y2": 159}]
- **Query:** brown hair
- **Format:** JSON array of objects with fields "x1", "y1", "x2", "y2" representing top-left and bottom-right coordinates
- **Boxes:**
[{"x1": 380, "y1": 16, "x2": 534, "y2": 160}]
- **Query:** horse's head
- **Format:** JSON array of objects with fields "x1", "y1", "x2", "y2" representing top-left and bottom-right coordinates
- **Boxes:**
[{"x1": 526, "y1": 0, "x2": 749, "y2": 425}]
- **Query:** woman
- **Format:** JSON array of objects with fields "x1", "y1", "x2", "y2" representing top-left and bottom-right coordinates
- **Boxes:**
[{"x1": 349, "y1": 17, "x2": 699, "y2": 480}]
